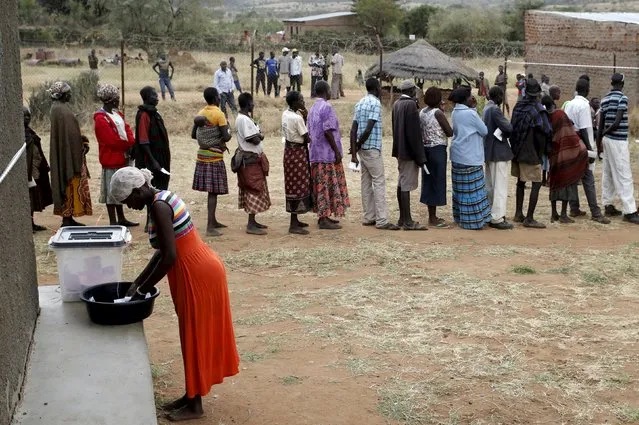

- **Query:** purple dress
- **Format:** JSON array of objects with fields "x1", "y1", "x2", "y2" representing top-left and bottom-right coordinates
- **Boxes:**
[{"x1": 307, "y1": 98, "x2": 350, "y2": 218}]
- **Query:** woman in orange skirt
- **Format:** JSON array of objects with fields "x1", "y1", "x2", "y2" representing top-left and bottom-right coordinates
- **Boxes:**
[{"x1": 110, "y1": 167, "x2": 239, "y2": 422}]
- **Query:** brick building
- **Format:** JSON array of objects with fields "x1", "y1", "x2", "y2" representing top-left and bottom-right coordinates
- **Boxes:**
[
  {"x1": 525, "y1": 11, "x2": 639, "y2": 105},
  {"x1": 282, "y1": 12, "x2": 358, "y2": 38}
]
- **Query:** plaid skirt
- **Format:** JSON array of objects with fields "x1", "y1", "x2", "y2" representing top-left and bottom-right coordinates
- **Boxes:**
[
  {"x1": 311, "y1": 162, "x2": 350, "y2": 218},
  {"x1": 238, "y1": 180, "x2": 271, "y2": 214},
  {"x1": 284, "y1": 144, "x2": 312, "y2": 214},
  {"x1": 451, "y1": 163, "x2": 491, "y2": 230},
  {"x1": 193, "y1": 160, "x2": 229, "y2": 194}
]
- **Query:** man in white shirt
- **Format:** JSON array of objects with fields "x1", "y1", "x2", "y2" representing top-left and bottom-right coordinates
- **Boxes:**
[
  {"x1": 214, "y1": 61, "x2": 237, "y2": 117},
  {"x1": 308, "y1": 50, "x2": 325, "y2": 98},
  {"x1": 278, "y1": 47, "x2": 292, "y2": 95},
  {"x1": 289, "y1": 48, "x2": 303, "y2": 92},
  {"x1": 330, "y1": 48, "x2": 345, "y2": 99},
  {"x1": 564, "y1": 78, "x2": 610, "y2": 224}
]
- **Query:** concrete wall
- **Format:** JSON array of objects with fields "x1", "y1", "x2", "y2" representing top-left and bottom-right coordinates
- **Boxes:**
[
  {"x1": 525, "y1": 11, "x2": 639, "y2": 105},
  {"x1": 284, "y1": 15, "x2": 359, "y2": 38},
  {"x1": 0, "y1": 2, "x2": 40, "y2": 425}
]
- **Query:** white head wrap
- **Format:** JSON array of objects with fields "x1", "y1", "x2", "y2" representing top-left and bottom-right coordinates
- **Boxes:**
[
  {"x1": 97, "y1": 83, "x2": 120, "y2": 103},
  {"x1": 110, "y1": 167, "x2": 154, "y2": 202},
  {"x1": 47, "y1": 81, "x2": 71, "y2": 99}
]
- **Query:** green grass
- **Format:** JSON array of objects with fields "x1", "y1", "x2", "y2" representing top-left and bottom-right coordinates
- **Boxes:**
[
  {"x1": 377, "y1": 379, "x2": 434, "y2": 425},
  {"x1": 512, "y1": 265, "x2": 536, "y2": 275},
  {"x1": 581, "y1": 272, "x2": 609, "y2": 285},
  {"x1": 281, "y1": 375, "x2": 303, "y2": 385},
  {"x1": 615, "y1": 405, "x2": 639, "y2": 422}
]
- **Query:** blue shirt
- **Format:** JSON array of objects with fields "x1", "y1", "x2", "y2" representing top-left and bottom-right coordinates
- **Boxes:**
[
  {"x1": 265, "y1": 58, "x2": 278, "y2": 76},
  {"x1": 600, "y1": 89, "x2": 629, "y2": 141},
  {"x1": 353, "y1": 94, "x2": 382, "y2": 151},
  {"x1": 450, "y1": 104, "x2": 488, "y2": 166}
]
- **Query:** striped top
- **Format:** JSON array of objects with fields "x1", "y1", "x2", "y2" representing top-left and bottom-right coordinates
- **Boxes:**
[
  {"x1": 148, "y1": 191, "x2": 194, "y2": 248},
  {"x1": 600, "y1": 90, "x2": 629, "y2": 141}
]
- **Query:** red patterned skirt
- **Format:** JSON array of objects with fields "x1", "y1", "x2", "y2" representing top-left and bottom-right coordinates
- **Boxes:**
[
  {"x1": 238, "y1": 180, "x2": 271, "y2": 214},
  {"x1": 310, "y1": 162, "x2": 350, "y2": 218},
  {"x1": 283, "y1": 144, "x2": 312, "y2": 214}
]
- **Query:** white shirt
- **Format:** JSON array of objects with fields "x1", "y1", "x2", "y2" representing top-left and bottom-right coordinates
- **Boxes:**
[
  {"x1": 565, "y1": 95, "x2": 595, "y2": 170},
  {"x1": 331, "y1": 53, "x2": 344, "y2": 74},
  {"x1": 214, "y1": 68, "x2": 235, "y2": 94},
  {"x1": 235, "y1": 114, "x2": 263, "y2": 154},
  {"x1": 106, "y1": 110, "x2": 127, "y2": 140},
  {"x1": 282, "y1": 109, "x2": 307, "y2": 144},
  {"x1": 290, "y1": 56, "x2": 303, "y2": 76}
]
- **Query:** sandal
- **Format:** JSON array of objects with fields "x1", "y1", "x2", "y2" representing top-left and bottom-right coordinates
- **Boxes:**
[
  {"x1": 402, "y1": 221, "x2": 427, "y2": 231},
  {"x1": 430, "y1": 222, "x2": 450, "y2": 229}
]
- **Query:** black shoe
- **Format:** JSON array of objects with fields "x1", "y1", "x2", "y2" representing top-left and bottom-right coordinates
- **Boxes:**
[
  {"x1": 489, "y1": 221, "x2": 514, "y2": 230},
  {"x1": 569, "y1": 209, "x2": 587, "y2": 218},
  {"x1": 623, "y1": 212, "x2": 639, "y2": 224},
  {"x1": 604, "y1": 205, "x2": 623, "y2": 217},
  {"x1": 591, "y1": 215, "x2": 611, "y2": 224}
]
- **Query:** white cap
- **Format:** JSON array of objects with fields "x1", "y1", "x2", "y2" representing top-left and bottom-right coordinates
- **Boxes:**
[{"x1": 282, "y1": 47, "x2": 290, "y2": 53}]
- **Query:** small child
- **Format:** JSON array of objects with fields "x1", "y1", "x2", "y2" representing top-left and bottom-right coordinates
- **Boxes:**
[{"x1": 355, "y1": 70, "x2": 364, "y2": 88}]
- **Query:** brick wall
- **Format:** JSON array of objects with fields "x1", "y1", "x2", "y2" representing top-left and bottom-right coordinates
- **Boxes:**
[{"x1": 525, "y1": 11, "x2": 639, "y2": 106}]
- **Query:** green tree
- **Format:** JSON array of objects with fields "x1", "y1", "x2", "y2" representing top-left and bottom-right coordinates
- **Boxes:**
[
  {"x1": 19, "y1": 0, "x2": 49, "y2": 25},
  {"x1": 428, "y1": 7, "x2": 510, "y2": 43},
  {"x1": 399, "y1": 4, "x2": 438, "y2": 39},
  {"x1": 351, "y1": 0, "x2": 404, "y2": 37},
  {"x1": 503, "y1": 0, "x2": 545, "y2": 41}
]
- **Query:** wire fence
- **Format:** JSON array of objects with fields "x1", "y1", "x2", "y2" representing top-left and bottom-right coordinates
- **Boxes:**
[{"x1": 18, "y1": 34, "x2": 533, "y2": 129}]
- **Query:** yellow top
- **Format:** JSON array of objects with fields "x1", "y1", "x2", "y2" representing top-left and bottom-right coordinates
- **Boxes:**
[{"x1": 197, "y1": 105, "x2": 227, "y2": 127}]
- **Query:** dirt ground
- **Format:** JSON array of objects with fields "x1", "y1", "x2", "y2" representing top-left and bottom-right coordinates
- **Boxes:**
[{"x1": 29, "y1": 54, "x2": 639, "y2": 424}]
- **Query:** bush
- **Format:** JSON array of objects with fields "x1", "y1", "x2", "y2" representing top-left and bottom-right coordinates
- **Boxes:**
[{"x1": 28, "y1": 71, "x2": 100, "y2": 127}]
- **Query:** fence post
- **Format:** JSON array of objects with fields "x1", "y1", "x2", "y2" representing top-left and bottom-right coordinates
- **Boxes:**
[
  {"x1": 376, "y1": 33, "x2": 383, "y2": 83},
  {"x1": 120, "y1": 38, "x2": 125, "y2": 115},
  {"x1": 250, "y1": 30, "x2": 256, "y2": 96},
  {"x1": 613, "y1": 53, "x2": 617, "y2": 73},
  {"x1": 502, "y1": 54, "x2": 508, "y2": 114}
]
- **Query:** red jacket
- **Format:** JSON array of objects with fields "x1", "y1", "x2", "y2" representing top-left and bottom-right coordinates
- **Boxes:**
[{"x1": 94, "y1": 109, "x2": 135, "y2": 168}]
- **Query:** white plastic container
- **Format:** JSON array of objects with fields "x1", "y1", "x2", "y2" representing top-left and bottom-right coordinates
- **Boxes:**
[{"x1": 49, "y1": 226, "x2": 132, "y2": 302}]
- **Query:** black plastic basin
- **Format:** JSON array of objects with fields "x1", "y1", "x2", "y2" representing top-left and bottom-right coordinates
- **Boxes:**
[{"x1": 80, "y1": 282, "x2": 160, "y2": 326}]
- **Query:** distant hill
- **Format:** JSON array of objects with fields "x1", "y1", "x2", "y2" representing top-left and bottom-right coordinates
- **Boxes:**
[{"x1": 221, "y1": 0, "x2": 637, "y2": 17}]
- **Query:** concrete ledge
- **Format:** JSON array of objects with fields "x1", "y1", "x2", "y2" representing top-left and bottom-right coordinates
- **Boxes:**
[{"x1": 12, "y1": 286, "x2": 158, "y2": 425}]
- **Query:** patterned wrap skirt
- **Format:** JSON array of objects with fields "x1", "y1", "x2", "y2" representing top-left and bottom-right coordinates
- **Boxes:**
[
  {"x1": 100, "y1": 168, "x2": 122, "y2": 205},
  {"x1": 54, "y1": 158, "x2": 92, "y2": 218},
  {"x1": 238, "y1": 180, "x2": 271, "y2": 214},
  {"x1": 192, "y1": 150, "x2": 228, "y2": 195},
  {"x1": 451, "y1": 163, "x2": 491, "y2": 230},
  {"x1": 311, "y1": 162, "x2": 350, "y2": 218},
  {"x1": 283, "y1": 143, "x2": 312, "y2": 214}
]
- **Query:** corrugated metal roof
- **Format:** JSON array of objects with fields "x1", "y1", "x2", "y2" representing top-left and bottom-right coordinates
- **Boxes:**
[
  {"x1": 282, "y1": 11, "x2": 356, "y2": 23},
  {"x1": 540, "y1": 11, "x2": 639, "y2": 25}
]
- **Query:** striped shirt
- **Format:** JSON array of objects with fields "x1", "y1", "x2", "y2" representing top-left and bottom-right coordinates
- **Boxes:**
[
  {"x1": 599, "y1": 90, "x2": 629, "y2": 141},
  {"x1": 148, "y1": 191, "x2": 194, "y2": 248},
  {"x1": 353, "y1": 94, "x2": 382, "y2": 151}
]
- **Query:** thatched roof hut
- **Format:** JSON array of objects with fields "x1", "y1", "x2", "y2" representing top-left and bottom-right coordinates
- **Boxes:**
[{"x1": 365, "y1": 40, "x2": 478, "y2": 82}]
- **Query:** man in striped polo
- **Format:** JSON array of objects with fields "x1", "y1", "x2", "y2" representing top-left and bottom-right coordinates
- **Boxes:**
[{"x1": 597, "y1": 73, "x2": 639, "y2": 224}]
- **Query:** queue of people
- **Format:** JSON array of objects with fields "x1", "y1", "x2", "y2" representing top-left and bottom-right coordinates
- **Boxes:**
[{"x1": 34, "y1": 70, "x2": 639, "y2": 237}]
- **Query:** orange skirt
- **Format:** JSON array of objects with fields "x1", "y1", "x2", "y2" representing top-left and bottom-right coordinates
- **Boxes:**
[{"x1": 167, "y1": 230, "x2": 239, "y2": 398}]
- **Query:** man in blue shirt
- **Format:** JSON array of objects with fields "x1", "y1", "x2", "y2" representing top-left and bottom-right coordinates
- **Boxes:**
[
  {"x1": 265, "y1": 51, "x2": 279, "y2": 97},
  {"x1": 597, "y1": 73, "x2": 639, "y2": 224},
  {"x1": 349, "y1": 78, "x2": 399, "y2": 230}
]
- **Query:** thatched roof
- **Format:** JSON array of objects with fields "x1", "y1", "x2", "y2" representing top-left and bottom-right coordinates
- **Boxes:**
[{"x1": 365, "y1": 40, "x2": 478, "y2": 82}]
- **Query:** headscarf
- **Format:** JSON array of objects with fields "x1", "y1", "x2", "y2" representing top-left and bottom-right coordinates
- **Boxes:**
[
  {"x1": 47, "y1": 81, "x2": 71, "y2": 100},
  {"x1": 110, "y1": 167, "x2": 154, "y2": 202},
  {"x1": 97, "y1": 84, "x2": 120, "y2": 103}
]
